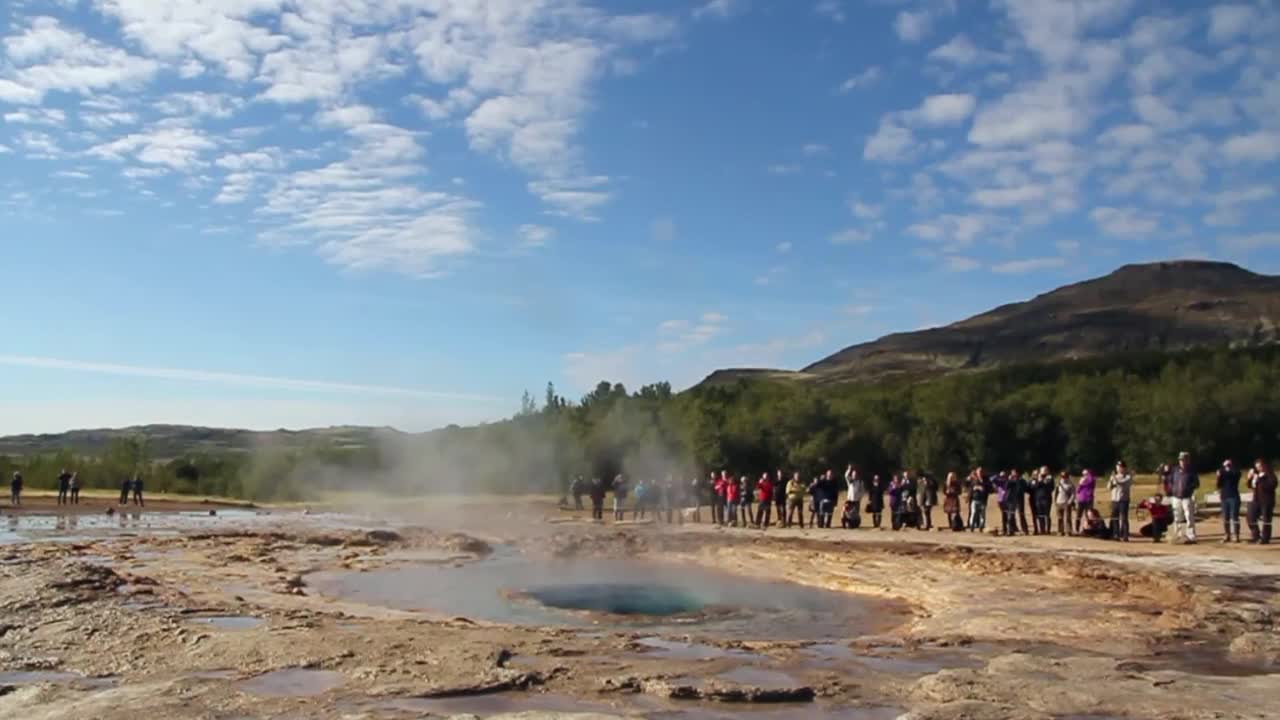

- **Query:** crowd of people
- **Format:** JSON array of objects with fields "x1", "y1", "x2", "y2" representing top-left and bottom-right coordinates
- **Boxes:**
[
  {"x1": 7, "y1": 469, "x2": 146, "y2": 507},
  {"x1": 567, "y1": 451, "x2": 1277, "y2": 545}
]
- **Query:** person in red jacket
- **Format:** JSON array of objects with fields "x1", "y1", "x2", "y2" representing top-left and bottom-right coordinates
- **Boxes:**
[
  {"x1": 725, "y1": 474, "x2": 741, "y2": 527},
  {"x1": 1138, "y1": 494, "x2": 1172, "y2": 542},
  {"x1": 711, "y1": 472, "x2": 727, "y2": 525},
  {"x1": 754, "y1": 473, "x2": 774, "y2": 528}
]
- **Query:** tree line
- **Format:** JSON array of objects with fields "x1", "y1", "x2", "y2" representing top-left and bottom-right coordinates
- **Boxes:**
[{"x1": 4, "y1": 346, "x2": 1279, "y2": 502}]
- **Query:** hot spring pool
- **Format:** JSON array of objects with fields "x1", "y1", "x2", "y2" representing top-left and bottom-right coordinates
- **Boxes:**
[
  {"x1": 307, "y1": 548, "x2": 907, "y2": 639},
  {"x1": 521, "y1": 582, "x2": 707, "y2": 616}
]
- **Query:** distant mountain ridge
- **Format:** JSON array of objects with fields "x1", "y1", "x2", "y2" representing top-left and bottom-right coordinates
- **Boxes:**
[
  {"x1": 705, "y1": 260, "x2": 1280, "y2": 386},
  {"x1": 7, "y1": 261, "x2": 1280, "y2": 455},
  {"x1": 0, "y1": 424, "x2": 401, "y2": 458}
]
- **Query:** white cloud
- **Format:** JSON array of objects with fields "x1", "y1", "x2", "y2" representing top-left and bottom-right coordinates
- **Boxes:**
[
  {"x1": 1131, "y1": 94, "x2": 1181, "y2": 129},
  {"x1": 775, "y1": 241, "x2": 793, "y2": 254},
  {"x1": 655, "y1": 312, "x2": 729, "y2": 354},
  {"x1": 1222, "y1": 131, "x2": 1280, "y2": 163},
  {"x1": 528, "y1": 175, "x2": 611, "y2": 221},
  {"x1": 849, "y1": 200, "x2": 881, "y2": 220},
  {"x1": 907, "y1": 213, "x2": 992, "y2": 249},
  {"x1": 403, "y1": 4, "x2": 671, "y2": 214},
  {"x1": 214, "y1": 150, "x2": 280, "y2": 171},
  {"x1": 801, "y1": 143, "x2": 829, "y2": 156},
  {"x1": 838, "y1": 66, "x2": 881, "y2": 93},
  {"x1": 1208, "y1": 4, "x2": 1258, "y2": 43},
  {"x1": 1220, "y1": 232, "x2": 1280, "y2": 252},
  {"x1": 894, "y1": 10, "x2": 932, "y2": 43},
  {"x1": 863, "y1": 118, "x2": 914, "y2": 161},
  {"x1": 969, "y1": 81, "x2": 1092, "y2": 146},
  {"x1": 928, "y1": 33, "x2": 1005, "y2": 66},
  {"x1": 829, "y1": 228, "x2": 871, "y2": 245},
  {"x1": 914, "y1": 93, "x2": 976, "y2": 126},
  {"x1": 693, "y1": 0, "x2": 745, "y2": 21},
  {"x1": 517, "y1": 223, "x2": 555, "y2": 248},
  {"x1": 3, "y1": 107, "x2": 66, "y2": 126},
  {"x1": 257, "y1": 122, "x2": 479, "y2": 277},
  {"x1": 0, "y1": 78, "x2": 41, "y2": 104},
  {"x1": 651, "y1": 216, "x2": 676, "y2": 242},
  {"x1": 994, "y1": 0, "x2": 1133, "y2": 66},
  {"x1": 1090, "y1": 206, "x2": 1159, "y2": 238},
  {"x1": 3, "y1": 16, "x2": 158, "y2": 100},
  {"x1": 87, "y1": 125, "x2": 217, "y2": 171},
  {"x1": 154, "y1": 92, "x2": 244, "y2": 119},
  {"x1": 1204, "y1": 185, "x2": 1276, "y2": 227},
  {"x1": 814, "y1": 0, "x2": 845, "y2": 23},
  {"x1": 991, "y1": 257, "x2": 1066, "y2": 274},
  {"x1": 316, "y1": 105, "x2": 377, "y2": 128},
  {"x1": 1214, "y1": 185, "x2": 1275, "y2": 207},
  {"x1": 971, "y1": 184, "x2": 1047, "y2": 208},
  {"x1": 943, "y1": 255, "x2": 980, "y2": 272},
  {"x1": 1099, "y1": 123, "x2": 1156, "y2": 146},
  {"x1": 17, "y1": 130, "x2": 63, "y2": 158}
]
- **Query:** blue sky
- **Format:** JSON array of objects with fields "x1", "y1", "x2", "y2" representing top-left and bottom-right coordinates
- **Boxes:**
[{"x1": 1, "y1": 0, "x2": 1278, "y2": 434}]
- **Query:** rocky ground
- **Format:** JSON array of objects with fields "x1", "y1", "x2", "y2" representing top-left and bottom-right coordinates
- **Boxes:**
[{"x1": 0, "y1": 500, "x2": 1277, "y2": 720}]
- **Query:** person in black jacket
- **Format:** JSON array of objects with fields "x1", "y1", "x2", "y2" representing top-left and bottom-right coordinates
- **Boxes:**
[
  {"x1": 967, "y1": 470, "x2": 990, "y2": 532},
  {"x1": 865, "y1": 474, "x2": 885, "y2": 529},
  {"x1": 588, "y1": 477, "x2": 606, "y2": 521},
  {"x1": 1217, "y1": 459, "x2": 1242, "y2": 543},
  {"x1": 1031, "y1": 468, "x2": 1055, "y2": 535},
  {"x1": 916, "y1": 471, "x2": 937, "y2": 530},
  {"x1": 773, "y1": 469, "x2": 787, "y2": 528},
  {"x1": 131, "y1": 474, "x2": 145, "y2": 507},
  {"x1": 10, "y1": 472, "x2": 22, "y2": 506},
  {"x1": 56, "y1": 468, "x2": 71, "y2": 505},
  {"x1": 1247, "y1": 459, "x2": 1277, "y2": 545}
]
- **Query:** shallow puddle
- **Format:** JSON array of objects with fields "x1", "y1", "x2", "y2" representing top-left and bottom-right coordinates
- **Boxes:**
[
  {"x1": 0, "y1": 510, "x2": 377, "y2": 545},
  {"x1": 190, "y1": 615, "x2": 263, "y2": 630},
  {"x1": 307, "y1": 548, "x2": 906, "y2": 640},
  {"x1": 0, "y1": 671, "x2": 79, "y2": 684},
  {"x1": 1139, "y1": 647, "x2": 1277, "y2": 677},
  {"x1": 237, "y1": 669, "x2": 345, "y2": 697},
  {"x1": 388, "y1": 692, "x2": 622, "y2": 716},
  {"x1": 636, "y1": 637, "x2": 760, "y2": 661},
  {"x1": 804, "y1": 643, "x2": 858, "y2": 662},
  {"x1": 716, "y1": 667, "x2": 801, "y2": 689},
  {"x1": 648, "y1": 705, "x2": 903, "y2": 719},
  {"x1": 0, "y1": 671, "x2": 117, "y2": 688}
]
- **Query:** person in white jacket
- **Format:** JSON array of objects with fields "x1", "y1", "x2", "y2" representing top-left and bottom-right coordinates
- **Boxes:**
[{"x1": 844, "y1": 465, "x2": 864, "y2": 529}]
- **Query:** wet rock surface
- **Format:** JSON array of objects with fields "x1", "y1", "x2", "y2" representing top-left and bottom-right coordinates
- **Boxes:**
[{"x1": 0, "y1": 500, "x2": 1277, "y2": 720}]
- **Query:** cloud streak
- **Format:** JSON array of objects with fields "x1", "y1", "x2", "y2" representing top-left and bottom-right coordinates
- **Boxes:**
[{"x1": 0, "y1": 355, "x2": 504, "y2": 404}]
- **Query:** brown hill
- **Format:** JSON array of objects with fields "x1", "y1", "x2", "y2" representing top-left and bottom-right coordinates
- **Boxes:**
[
  {"x1": 695, "y1": 260, "x2": 1280, "y2": 388},
  {"x1": 799, "y1": 260, "x2": 1280, "y2": 383}
]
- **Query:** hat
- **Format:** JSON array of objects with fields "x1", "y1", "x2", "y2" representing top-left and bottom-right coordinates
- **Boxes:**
[{"x1": 1178, "y1": 451, "x2": 1190, "y2": 460}]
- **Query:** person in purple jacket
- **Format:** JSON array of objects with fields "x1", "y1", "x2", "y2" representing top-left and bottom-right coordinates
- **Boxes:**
[{"x1": 1074, "y1": 469, "x2": 1097, "y2": 535}]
